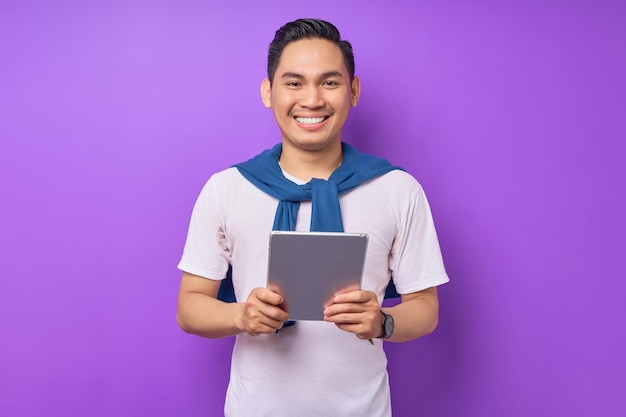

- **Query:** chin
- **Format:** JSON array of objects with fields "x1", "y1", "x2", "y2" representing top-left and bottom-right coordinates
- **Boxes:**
[{"x1": 285, "y1": 136, "x2": 340, "y2": 151}]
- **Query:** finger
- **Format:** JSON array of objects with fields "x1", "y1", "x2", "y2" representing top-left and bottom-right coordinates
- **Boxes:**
[
  {"x1": 331, "y1": 290, "x2": 376, "y2": 304},
  {"x1": 253, "y1": 288, "x2": 284, "y2": 306},
  {"x1": 254, "y1": 318, "x2": 285, "y2": 333},
  {"x1": 243, "y1": 309, "x2": 286, "y2": 334},
  {"x1": 245, "y1": 300, "x2": 289, "y2": 323},
  {"x1": 324, "y1": 305, "x2": 360, "y2": 319},
  {"x1": 262, "y1": 305, "x2": 289, "y2": 323},
  {"x1": 324, "y1": 311, "x2": 363, "y2": 324},
  {"x1": 324, "y1": 306, "x2": 380, "y2": 330},
  {"x1": 324, "y1": 300, "x2": 373, "y2": 317}
]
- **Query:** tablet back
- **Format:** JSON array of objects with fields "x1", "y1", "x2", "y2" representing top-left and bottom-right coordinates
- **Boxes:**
[{"x1": 267, "y1": 231, "x2": 369, "y2": 321}]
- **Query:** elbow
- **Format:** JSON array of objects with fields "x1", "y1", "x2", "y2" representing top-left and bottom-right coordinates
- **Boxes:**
[
  {"x1": 422, "y1": 298, "x2": 440, "y2": 336},
  {"x1": 176, "y1": 306, "x2": 194, "y2": 334},
  {"x1": 423, "y1": 314, "x2": 439, "y2": 336},
  {"x1": 414, "y1": 301, "x2": 439, "y2": 339}
]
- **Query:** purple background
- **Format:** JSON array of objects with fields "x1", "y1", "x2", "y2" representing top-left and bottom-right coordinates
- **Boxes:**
[{"x1": 1, "y1": 1, "x2": 625, "y2": 416}]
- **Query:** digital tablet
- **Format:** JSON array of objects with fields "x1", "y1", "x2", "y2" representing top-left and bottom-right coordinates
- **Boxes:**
[{"x1": 266, "y1": 231, "x2": 369, "y2": 321}]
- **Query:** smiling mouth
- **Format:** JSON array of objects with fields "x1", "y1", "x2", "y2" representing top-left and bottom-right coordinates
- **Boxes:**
[{"x1": 295, "y1": 116, "x2": 329, "y2": 125}]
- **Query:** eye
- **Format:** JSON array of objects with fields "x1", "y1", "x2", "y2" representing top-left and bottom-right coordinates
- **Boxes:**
[
  {"x1": 285, "y1": 81, "x2": 302, "y2": 88},
  {"x1": 323, "y1": 80, "x2": 340, "y2": 87}
]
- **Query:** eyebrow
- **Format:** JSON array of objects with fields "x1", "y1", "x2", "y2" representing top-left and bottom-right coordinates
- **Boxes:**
[{"x1": 279, "y1": 71, "x2": 345, "y2": 80}]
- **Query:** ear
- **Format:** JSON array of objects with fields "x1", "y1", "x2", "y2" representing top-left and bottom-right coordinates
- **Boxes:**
[
  {"x1": 260, "y1": 78, "x2": 272, "y2": 108},
  {"x1": 350, "y1": 76, "x2": 361, "y2": 107}
]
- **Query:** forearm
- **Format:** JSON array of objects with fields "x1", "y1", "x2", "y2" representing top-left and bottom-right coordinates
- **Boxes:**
[
  {"x1": 384, "y1": 286, "x2": 439, "y2": 343},
  {"x1": 177, "y1": 291, "x2": 245, "y2": 339}
]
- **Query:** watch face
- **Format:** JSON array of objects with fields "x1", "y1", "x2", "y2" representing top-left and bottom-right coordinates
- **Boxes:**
[{"x1": 384, "y1": 313, "x2": 394, "y2": 338}]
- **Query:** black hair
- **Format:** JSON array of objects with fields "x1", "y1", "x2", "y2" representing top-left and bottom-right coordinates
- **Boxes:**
[{"x1": 267, "y1": 18, "x2": 355, "y2": 84}]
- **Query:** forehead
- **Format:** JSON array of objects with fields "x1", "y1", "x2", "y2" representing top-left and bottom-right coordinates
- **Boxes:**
[{"x1": 276, "y1": 38, "x2": 348, "y2": 77}]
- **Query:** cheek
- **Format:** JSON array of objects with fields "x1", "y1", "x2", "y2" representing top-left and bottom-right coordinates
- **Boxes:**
[
  {"x1": 331, "y1": 100, "x2": 353, "y2": 118},
  {"x1": 272, "y1": 103, "x2": 293, "y2": 123},
  {"x1": 328, "y1": 91, "x2": 352, "y2": 108},
  {"x1": 273, "y1": 94, "x2": 296, "y2": 113}
]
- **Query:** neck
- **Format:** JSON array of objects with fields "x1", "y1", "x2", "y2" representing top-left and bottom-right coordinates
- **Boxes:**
[{"x1": 279, "y1": 141, "x2": 343, "y2": 182}]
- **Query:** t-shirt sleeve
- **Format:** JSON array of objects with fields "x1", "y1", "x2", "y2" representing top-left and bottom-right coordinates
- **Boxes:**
[
  {"x1": 389, "y1": 181, "x2": 449, "y2": 294},
  {"x1": 177, "y1": 176, "x2": 230, "y2": 280}
]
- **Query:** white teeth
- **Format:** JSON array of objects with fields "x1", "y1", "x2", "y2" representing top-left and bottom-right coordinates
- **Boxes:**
[{"x1": 296, "y1": 117, "x2": 326, "y2": 125}]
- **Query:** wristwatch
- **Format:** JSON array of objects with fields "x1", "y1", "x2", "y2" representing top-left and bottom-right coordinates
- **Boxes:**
[{"x1": 378, "y1": 310, "x2": 394, "y2": 339}]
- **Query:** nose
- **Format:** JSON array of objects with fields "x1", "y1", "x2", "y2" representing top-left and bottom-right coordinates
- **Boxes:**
[{"x1": 299, "y1": 84, "x2": 325, "y2": 109}]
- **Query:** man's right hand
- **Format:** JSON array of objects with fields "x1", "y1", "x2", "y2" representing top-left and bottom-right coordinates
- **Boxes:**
[{"x1": 238, "y1": 288, "x2": 289, "y2": 336}]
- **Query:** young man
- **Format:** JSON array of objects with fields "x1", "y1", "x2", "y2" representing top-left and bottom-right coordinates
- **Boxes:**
[{"x1": 177, "y1": 18, "x2": 449, "y2": 417}]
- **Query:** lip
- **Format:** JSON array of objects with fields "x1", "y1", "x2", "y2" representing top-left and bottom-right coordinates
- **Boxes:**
[{"x1": 293, "y1": 115, "x2": 331, "y2": 130}]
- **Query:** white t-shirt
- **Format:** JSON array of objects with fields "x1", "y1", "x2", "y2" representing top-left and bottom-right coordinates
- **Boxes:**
[{"x1": 178, "y1": 167, "x2": 449, "y2": 417}]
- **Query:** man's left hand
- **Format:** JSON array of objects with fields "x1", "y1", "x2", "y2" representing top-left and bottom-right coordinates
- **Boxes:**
[{"x1": 323, "y1": 290, "x2": 382, "y2": 340}]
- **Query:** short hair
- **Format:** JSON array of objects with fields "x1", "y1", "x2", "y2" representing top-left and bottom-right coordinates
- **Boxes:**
[{"x1": 267, "y1": 18, "x2": 355, "y2": 84}]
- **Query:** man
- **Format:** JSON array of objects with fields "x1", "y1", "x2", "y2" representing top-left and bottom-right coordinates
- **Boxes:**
[{"x1": 177, "y1": 18, "x2": 449, "y2": 417}]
